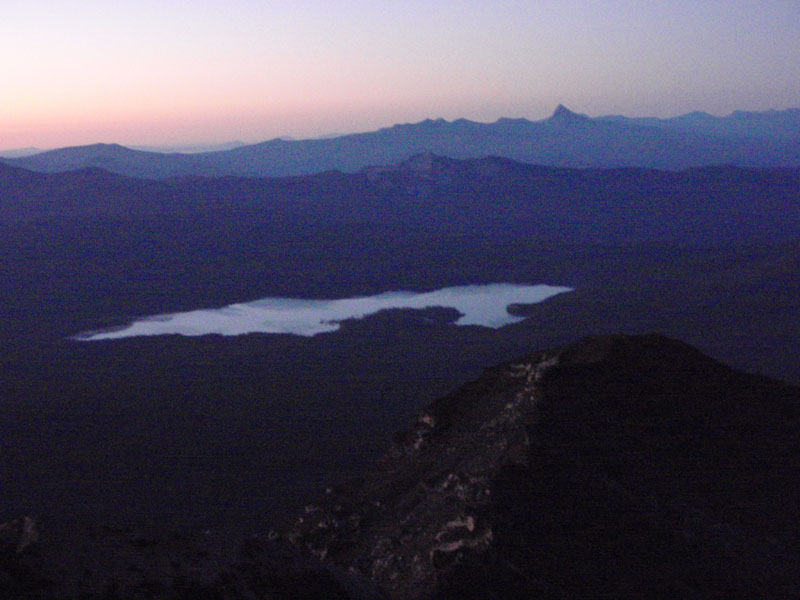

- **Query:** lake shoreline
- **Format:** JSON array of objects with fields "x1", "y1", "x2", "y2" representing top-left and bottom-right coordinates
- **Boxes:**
[{"x1": 77, "y1": 283, "x2": 574, "y2": 341}]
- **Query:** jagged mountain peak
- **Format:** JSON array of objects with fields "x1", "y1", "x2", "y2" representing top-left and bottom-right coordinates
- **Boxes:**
[{"x1": 549, "y1": 103, "x2": 590, "y2": 122}]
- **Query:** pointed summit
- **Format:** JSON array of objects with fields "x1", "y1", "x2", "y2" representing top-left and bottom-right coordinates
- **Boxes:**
[{"x1": 549, "y1": 104, "x2": 590, "y2": 122}]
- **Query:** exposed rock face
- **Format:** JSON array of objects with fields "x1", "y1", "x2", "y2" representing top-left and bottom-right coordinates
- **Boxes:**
[{"x1": 284, "y1": 334, "x2": 800, "y2": 599}]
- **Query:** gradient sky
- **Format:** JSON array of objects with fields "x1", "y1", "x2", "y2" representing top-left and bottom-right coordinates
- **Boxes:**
[{"x1": 2, "y1": 0, "x2": 799, "y2": 150}]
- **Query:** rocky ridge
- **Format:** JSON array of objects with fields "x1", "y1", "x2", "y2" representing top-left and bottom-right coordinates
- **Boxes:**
[
  {"x1": 283, "y1": 334, "x2": 800, "y2": 599},
  {"x1": 282, "y1": 345, "x2": 557, "y2": 599}
]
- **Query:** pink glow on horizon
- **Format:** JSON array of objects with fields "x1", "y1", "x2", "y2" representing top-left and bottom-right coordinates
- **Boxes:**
[{"x1": 2, "y1": 1, "x2": 799, "y2": 151}]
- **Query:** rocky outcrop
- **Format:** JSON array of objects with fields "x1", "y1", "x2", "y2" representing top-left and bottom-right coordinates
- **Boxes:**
[
  {"x1": 282, "y1": 340, "x2": 557, "y2": 598},
  {"x1": 283, "y1": 334, "x2": 800, "y2": 599}
]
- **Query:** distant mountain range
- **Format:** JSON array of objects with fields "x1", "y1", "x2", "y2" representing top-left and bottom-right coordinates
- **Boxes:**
[{"x1": 3, "y1": 106, "x2": 800, "y2": 178}]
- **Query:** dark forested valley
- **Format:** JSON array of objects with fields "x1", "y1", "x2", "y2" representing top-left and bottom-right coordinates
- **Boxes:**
[
  {"x1": 2, "y1": 155, "x2": 799, "y2": 532},
  {"x1": 1, "y1": 150, "x2": 800, "y2": 598}
]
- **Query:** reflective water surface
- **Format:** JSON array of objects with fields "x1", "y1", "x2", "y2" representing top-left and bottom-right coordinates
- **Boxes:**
[{"x1": 78, "y1": 283, "x2": 573, "y2": 340}]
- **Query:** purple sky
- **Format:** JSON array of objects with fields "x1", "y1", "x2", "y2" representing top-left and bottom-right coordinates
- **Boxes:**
[{"x1": 2, "y1": 0, "x2": 799, "y2": 149}]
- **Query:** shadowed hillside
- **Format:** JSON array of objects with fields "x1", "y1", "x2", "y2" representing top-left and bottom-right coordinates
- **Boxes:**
[
  {"x1": 4, "y1": 335, "x2": 799, "y2": 598},
  {"x1": 284, "y1": 334, "x2": 800, "y2": 599}
]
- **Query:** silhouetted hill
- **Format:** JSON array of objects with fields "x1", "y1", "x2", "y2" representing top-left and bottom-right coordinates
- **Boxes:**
[
  {"x1": 284, "y1": 334, "x2": 800, "y2": 599},
  {"x1": 129, "y1": 141, "x2": 247, "y2": 154},
  {"x1": 0, "y1": 146, "x2": 43, "y2": 158},
  {"x1": 2, "y1": 155, "x2": 799, "y2": 246},
  {"x1": 0, "y1": 162, "x2": 175, "y2": 220},
  {"x1": 1, "y1": 143, "x2": 199, "y2": 179},
  {"x1": 4, "y1": 106, "x2": 800, "y2": 178}
]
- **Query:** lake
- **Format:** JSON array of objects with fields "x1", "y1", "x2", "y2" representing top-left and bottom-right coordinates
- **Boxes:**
[{"x1": 77, "y1": 283, "x2": 573, "y2": 340}]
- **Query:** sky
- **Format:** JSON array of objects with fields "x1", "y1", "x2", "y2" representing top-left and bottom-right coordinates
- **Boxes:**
[{"x1": 2, "y1": 0, "x2": 799, "y2": 150}]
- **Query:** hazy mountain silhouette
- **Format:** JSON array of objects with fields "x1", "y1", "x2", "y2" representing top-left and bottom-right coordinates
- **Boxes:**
[
  {"x1": 129, "y1": 141, "x2": 247, "y2": 154},
  {"x1": 0, "y1": 146, "x2": 43, "y2": 158},
  {"x1": 599, "y1": 107, "x2": 800, "y2": 139},
  {"x1": 3, "y1": 155, "x2": 799, "y2": 246},
  {"x1": 3, "y1": 106, "x2": 800, "y2": 178}
]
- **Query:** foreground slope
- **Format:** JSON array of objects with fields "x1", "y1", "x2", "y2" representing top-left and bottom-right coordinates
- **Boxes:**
[
  {"x1": 285, "y1": 334, "x2": 800, "y2": 599},
  {"x1": 3, "y1": 334, "x2": 800, "y2": 598}
]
